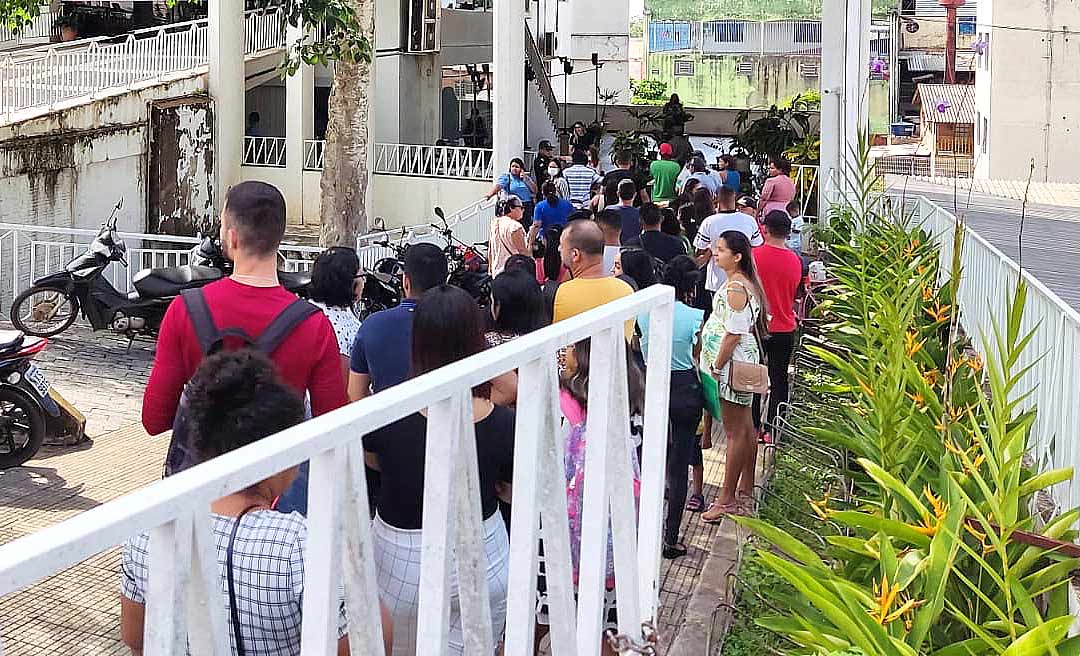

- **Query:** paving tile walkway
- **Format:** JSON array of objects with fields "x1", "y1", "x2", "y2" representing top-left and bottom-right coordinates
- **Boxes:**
[{"x1": 0, "y1": 322, "x2": 727, "y2": 654}]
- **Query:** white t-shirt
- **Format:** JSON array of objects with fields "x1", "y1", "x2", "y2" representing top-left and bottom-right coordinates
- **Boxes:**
[
  {"x1": 603, "y1": 244, "x2": 620, "y2": 276},
  {"x1": 786, "y1": 215, "x2": 805, "y2": 253},
  {"x1": 693, "y1": 211, "x2": 765, "y2": 292}
]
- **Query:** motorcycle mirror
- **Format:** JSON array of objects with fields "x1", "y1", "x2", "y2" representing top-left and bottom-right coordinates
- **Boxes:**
[{"x1": 434, "y1": 207, "x2": 445, "y2": 221}]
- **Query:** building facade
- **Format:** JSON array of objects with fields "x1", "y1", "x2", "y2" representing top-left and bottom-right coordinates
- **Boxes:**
[{"x1": 974, "y1": 0, "x2": 1080, "y2": 182}]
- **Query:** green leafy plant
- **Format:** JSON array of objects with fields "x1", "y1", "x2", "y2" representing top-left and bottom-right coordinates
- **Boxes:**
[
  {"x1": 720, "y1": 147, "x2": 1079, "y2": 655},
  {"x1": 732, "y1": 94, "x2": 819, "y2": 169},
  {"x1": 631, "y1": 79, "x2": 670, "y2": 106}
]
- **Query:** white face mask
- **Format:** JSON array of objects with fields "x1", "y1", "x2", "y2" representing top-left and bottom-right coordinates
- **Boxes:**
[{"x1": 548, "y1": 167, "x2": 560, "y2": 177}]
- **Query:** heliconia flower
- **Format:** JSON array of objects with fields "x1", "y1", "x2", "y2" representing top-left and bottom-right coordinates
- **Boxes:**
[
  {"x1": 904, "y1": 330, "x2": 926, "y2": 357},
  {"x1": 807, "y1": 493, "x2": 832, "y2": 521}
]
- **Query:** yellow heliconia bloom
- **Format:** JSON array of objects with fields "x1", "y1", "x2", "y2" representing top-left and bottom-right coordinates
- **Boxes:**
[
  {"x1": 921, "y1": 285, "x2": 935, "y2": 302},
  {"x1": 921, "y1": 369, "x2": 940, "y2": 387},
  {"x1": 912, "y1": 486, "x2": 948, "y2": 536},
  {"x1": 966, "y1": 354, "x2": 984, "y2": 374},
  {"x1": 807, "y1": 493, "x2": 832, "y2": 521},
  {"x1": 943, "y1": 439, "x2": 965, "y2": 457},
  {"x1": 869, "y1": 574, "x2": 917, "y2": 625},
  {"x1": 926, "y1": 303, "x2": 951, "y2": 323},
  {"x1": 904, "y1": 330, "x2": 926, "y2": 358},
  {"x1": 907, "y1": 391, "x2": 927, "y2": 410}
]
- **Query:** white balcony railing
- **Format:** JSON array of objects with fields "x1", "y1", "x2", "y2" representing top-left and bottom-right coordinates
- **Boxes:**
[
  {"x1": 0, "y1": 4, "x2": 56, "y2": 46},
  {"x1": 243, "y1": 135, "x2": 287, "y2": 168},
  {"x1": 0, "y1": 282, "x2": 676, "y2": 656},
  {"x1": 373, "y1": 143, "x2": 495, "y2": 181},
  {"x1": 0, "y1": 8, "x2": 285, "y2": 118},
  {"x1": 909, "y1": 195, "x2": 1080, "y2": 512},
  {"x1": 304, "y1": 139, "x2": 326, "y2": 170}
]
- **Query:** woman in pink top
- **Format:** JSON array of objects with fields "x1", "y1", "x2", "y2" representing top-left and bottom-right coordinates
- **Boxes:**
[{"x1": 757, "y1": 157, "x2": 796, "y2": 219}]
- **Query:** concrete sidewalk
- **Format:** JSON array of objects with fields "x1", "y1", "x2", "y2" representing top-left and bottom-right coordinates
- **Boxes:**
[{"x1": 907, "y1": 176, "x2": 1080, "y2": 209}]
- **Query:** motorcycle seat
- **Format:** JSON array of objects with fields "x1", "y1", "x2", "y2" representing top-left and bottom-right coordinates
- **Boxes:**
[
  {"x1": 132, "y1": 265, "x2": 223, "y2": 299},
  {"x1": 0, "y1": 330, "x2": 24, "y2": 356},
  {"x1": 278, "y1": 270, "x2": 311, "y2": 294}
]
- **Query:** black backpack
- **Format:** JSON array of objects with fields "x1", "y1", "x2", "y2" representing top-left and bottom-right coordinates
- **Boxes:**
[{"x1": 163, "y1": 288, "x2": 319, "y2": 476}]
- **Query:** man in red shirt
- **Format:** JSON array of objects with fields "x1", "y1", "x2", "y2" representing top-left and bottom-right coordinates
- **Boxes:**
[
  {"x1": 752, "y1": 210, "x2": 803, "y2": 437},
  {"x1": 142, "y1": 182, "x2": 346, "y2": 491}
]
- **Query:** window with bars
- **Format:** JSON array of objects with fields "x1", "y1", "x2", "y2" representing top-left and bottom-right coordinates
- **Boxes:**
[
  {"x1": 407, "y1": 0, "x2": 439, "y2": 52},
  {"x1": 674, "y1": 60, "x2": 695, "y2": 76}
]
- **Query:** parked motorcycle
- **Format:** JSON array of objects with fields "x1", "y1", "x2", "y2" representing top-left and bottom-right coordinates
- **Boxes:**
[
  {"x1": 433, "y1": 207, "x2": 491, "y2": 310},
  {"x1": 188, "y1": 235, "x2": 314, "y2": 298},
  {"x1": 0, "y1": 331, "x2": 64, "y2": 468},
  {"x1": 9, "y1": 201, "x2": 223, "y2": 338}
]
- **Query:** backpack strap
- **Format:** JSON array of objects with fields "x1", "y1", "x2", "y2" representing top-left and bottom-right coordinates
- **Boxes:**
[
  {"x1": 252, "y1": 298, "x2": 320, "y2": 354},
  {"x1": 181, "y1": 289, "x2": 221, "y2": 355}
]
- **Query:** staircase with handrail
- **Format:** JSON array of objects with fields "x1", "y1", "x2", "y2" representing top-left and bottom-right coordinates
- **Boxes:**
[{"x1": 524, "y1": 23, "x2": 560, "y2": 132}]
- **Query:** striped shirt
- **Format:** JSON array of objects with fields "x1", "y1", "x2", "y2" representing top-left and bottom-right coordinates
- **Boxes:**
[
  {"x1": 563, "y1": 164, "x2": 602, "y2": 206},
  {"x1": 122, "y1": 510, "x2": 348, "y2": 655}
]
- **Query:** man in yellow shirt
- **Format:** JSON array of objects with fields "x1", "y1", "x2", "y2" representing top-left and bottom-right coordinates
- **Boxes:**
[{"x1": 553, "y1": 219, "x2": 635, "y2": 339}]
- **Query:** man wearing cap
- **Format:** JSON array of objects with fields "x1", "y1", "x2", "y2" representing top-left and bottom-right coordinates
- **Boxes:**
[
  {"x1": 533, "y1": 140, "x2": 555, "y2": 185},
  {"x1": 650, "y1": 143, "x2": 682, "y2": 203}
]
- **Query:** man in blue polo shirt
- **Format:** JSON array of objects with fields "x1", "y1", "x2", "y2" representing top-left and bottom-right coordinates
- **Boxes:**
[{"x1": 348, "y1": 243, "x2": 448, "y2": 400}]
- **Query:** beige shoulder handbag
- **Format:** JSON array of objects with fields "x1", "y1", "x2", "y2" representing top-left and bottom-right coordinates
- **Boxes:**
[{"x1": 726, "y1": 284, "x2": 770, "y2": 394}]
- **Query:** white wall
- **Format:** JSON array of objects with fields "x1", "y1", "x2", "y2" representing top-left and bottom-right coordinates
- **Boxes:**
[
  {"x1": 368, "y1": 174, "x2": 489, "y2": 229},
  {"x1": 555, "y1": 0, "x2": 631, "y2": 104},
  {"x1": 0, "y1": 76, "x2": 207, "y2": 234},
  {"x1": 976, "y1": 0, "x2": 1080, "y2": 182}
]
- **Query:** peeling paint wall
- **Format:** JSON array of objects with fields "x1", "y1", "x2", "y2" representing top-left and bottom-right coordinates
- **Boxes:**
[
  {"x1": 148, "y1": 98, "x2": 216, "y2": 236},
  {"x1": 0, "y1": 75, "x2": 209, "y2": 234}
]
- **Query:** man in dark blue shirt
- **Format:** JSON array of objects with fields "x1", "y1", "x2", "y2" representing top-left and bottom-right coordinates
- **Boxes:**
[
  {"x1": 606, "y1": 178, "x2": 642, "y2": 245},
  {"x1": 348, "y1": 243, "x2": 448, "y2": 400}
]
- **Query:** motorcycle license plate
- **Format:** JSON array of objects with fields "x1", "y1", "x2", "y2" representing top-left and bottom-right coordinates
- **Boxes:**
[{"x1": 24, "y1": 365, "x2": 50, "y2": 398}]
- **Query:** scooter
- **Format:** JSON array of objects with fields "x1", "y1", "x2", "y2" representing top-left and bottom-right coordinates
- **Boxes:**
[
  {"x1": 10, "y1": 200, "x2": 223, "y2": 339},
  {"x1": 0, "y1": 331, "x2": 66, "y2": 468}
]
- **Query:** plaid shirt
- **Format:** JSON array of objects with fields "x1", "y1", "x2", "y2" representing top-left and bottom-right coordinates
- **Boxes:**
[{"x1": 122, "y1": 510, "x2": 347, "y2": 655}]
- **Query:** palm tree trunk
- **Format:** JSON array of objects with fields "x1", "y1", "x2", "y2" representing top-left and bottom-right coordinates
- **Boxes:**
[{"x1": 319, "y1": 0, "x2": 374, "y2": 247}]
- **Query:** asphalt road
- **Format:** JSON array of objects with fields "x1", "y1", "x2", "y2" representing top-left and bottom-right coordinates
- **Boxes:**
[{"x1": 885, "y1": 177, "x2": 1080, "y2": 311}]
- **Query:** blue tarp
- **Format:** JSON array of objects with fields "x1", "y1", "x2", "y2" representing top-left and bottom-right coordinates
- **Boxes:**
[{"x1": 649, "y1": 21, "x2": 693, "y2": 52}]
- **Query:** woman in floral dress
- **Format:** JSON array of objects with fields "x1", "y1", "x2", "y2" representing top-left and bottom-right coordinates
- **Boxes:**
[{"x1": 697, "y1": 230, "x2": 768, "y2": 520}]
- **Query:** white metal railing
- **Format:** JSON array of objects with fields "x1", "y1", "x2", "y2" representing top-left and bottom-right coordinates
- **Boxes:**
[
  {"x1": 0, "y1": 196, "x2": 497, "y2": 302},
  {"x1": 373, "y1": 143, "x2": 495, "y2": 181},
  {"x1": 243, "y1": 135, "x2": 287, "y2": 168},
  {"x1": 698, "y1": 19, "x2": 822, "y2": 55},
  {"x1": 874, "y1": 155, "x2": 973, "y2": 179},
  {"x1": 0, "y1": 8, "x2": 284, "y2": 117},
  {"x1": 907, "y1": 195, "x2": 1080, "y2": 513},
  {"x1": 0, "y1": 284, "x2": 675, "y2": 656},
  {"x1": 304, "y1": 139, "x2": 325, "y2": 170},
  {"x1": 791, "y1": 164, "x2": 819, "y2": 220}
]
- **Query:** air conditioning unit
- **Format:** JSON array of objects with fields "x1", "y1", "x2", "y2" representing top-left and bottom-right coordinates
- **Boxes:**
[
  {"x1": 798, "y1": 61, "x2": 820, "y2": 78},
  {"x1": 736, "y1": 60, "x2": 754, "y2": 76},
  {"x1": 674, "y1": 60, "x2": 695, "y2": 77},
  {"x1": 407, "y1": 0, "x2": 439, "y2": 53}
]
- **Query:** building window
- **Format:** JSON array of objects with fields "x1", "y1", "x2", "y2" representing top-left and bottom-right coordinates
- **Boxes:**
[
  {"x1": 674, "y1": 60, "x2": 695, "y2": 76},
  {"x1": 794, "y1": 23, "x2": 822, "y2": 44},
  {"x1": 707, "y1": 21, "x2": 745, "y2": 42},
  {"x1": 958, "y1": 17, "x2": 976, "y2": 36},
  {"x1": 981, "y1": 116, "x2": 988, "y2": 154}
]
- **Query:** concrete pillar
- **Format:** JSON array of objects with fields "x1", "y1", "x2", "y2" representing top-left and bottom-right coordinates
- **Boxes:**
[
  {"x1": 285, "y1": 23, "x2": 314, "y2": 223},
  {"x1": 820, "y1": 0, "x2": 870, "y2": 208},
  {"x1": 493, "y1": 0, "x2": 525, "y2": 181},
  {"x1": 209, "y1": 0, "x2": 245, "y2": 214}
]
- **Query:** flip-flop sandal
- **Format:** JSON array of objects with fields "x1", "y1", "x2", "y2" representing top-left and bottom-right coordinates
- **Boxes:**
[
  {"x1": 685, "y1": 494, "x2": 705, "y2": 512},
  {"x1": 703, "y1": 501, "x2": 742, "y2": 523},
  {"x1": 662, "y1": 542, "x2": 689, "y2": 559}
]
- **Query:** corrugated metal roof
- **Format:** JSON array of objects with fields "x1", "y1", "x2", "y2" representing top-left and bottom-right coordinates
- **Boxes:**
[
  {"x1": 901, "y1": 51, "x2": 976, "y2": 71},
  {"x1": 911, "y1": 0, "x2": 978, "y2": 17},
  {"x1": 916, "y1": 83, "x2": 976, "y2": 124}
]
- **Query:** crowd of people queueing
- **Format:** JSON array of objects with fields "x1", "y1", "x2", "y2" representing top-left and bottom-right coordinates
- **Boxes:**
[{"x1": 118, "y1": 135, "x2": 806, "y2": 655}]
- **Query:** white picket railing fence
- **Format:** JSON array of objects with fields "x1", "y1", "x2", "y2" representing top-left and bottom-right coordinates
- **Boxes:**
[
  {"x1": 906, "y1": 195, "x2": 1080, "y2": 514},
  {"x1": 0, "y1": 8, "x2": 285, "y2": 118},
  {"x1": 0, "y1": 283, "x2": 676, "y2": 656},
  {"x1": 244, "y1": 136, "x2": 288, "y2": 168},
  {"x1": 373, "y1": 143, "x2": 495, "y2": 181},
  {"x1": 0, "y1": 197, "x2": 496, "y2": 302}
]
